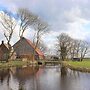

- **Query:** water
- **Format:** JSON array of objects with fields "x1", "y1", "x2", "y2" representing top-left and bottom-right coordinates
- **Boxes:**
[{"x1": 0, "y1": 66, "x2": 90, "y2": 90}]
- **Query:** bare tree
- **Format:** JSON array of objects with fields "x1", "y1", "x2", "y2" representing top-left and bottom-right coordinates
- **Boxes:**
[
  {"x1": 0, "y1": 11, "x2": 16, "y2": 46},
  {"x1": 56, "y1": 33, "x2": 90, "y2": 61},
  {"x1": 79, "y1": 41, "x2": 89, "y2": 61},
  {"x1": 57, "y1": 33, "x2": 72, "y2": 60},
  {"x1": 32, "y1": 18, "x2": 49, "y2": 60},
  {"x1": 67, "y1": 40, "x2": 74, "y2": 59},
  {"x1": 17, "y1": 8, "x2": 38, "y2": 38},
  {"x1": 70, "y1": 40, "x2": 81, "y2": 59},
  {"x1": 0, "y1": 11, "x2": 16, "y2": 60},
  {"x1": 37, "y1": 41, "x2": 47, "y2": 54},
  {"x1": 70, "y1": 40, "x2": 88, "y2": 61}
]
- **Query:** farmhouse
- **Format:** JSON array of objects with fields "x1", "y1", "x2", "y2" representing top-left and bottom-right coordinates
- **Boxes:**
[
  {"x1": 13, "y1": 37, "x2": 44, "y2": 60},
  {"x1": 0, "y1": 41, "x2": 9, "y2": 61}
]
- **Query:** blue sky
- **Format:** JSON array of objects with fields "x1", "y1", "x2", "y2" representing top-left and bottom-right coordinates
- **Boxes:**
[{"x1": 0, "y1": 0, "x2": 90, "y2": 50}]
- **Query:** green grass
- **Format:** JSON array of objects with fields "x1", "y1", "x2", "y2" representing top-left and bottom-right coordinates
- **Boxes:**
[
  {"x1": 61, "y1": 60, "x2": 90, "y2": 72},
  {"x1": 67, "y1": 60, "x2": 90, "y2": 68},
  {"x1": 0, "y1": 60, "x2": 31, "y2": 68}
]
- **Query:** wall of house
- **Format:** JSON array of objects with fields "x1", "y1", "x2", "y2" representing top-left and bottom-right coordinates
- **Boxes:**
[
  {"x1": 36, "y1": 54, "x2": 43, "y2": 60},
  {"x1": 0, "y1": 50, "x2": 3, "y2": 60},
  {"x1": 0, "y1": 44, "x2": 9, "y2": 61},
  {"x1": 13, "y1": 38, "x2": 38, "y2": 60}
]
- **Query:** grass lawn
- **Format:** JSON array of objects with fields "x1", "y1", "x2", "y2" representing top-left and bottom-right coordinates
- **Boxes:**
[
  {"x1": 0, "y1": 60, "x2": 35, "y2": 68},
  {"x1": 61, "y1": 60, "x2": 90, "y2": 72},
  {"x1": 67, "y1": 60, "x2": 90, "y2": 68}
]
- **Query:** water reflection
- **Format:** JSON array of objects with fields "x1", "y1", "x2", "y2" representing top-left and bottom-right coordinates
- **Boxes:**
[
  {"x1": 0, "y1": 66, "x2": 90, "y2": 90},
  {"x1": 61, "y1": 66, "x2": 67, "y2": 76},
  {"x1": 0, "y1": 69, "x2": 9, "y2": 83}
]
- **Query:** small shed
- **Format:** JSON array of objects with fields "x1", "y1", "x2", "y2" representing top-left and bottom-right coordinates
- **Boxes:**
[{"x1": 0, "y1": 41, "x2": 9, "y2": 61}]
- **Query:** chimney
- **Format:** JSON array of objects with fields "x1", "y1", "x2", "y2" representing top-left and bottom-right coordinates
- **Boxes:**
[
  {"x1": 1, "y1": 41, "x2": 4, "y2": 44},
  {"x1": 20, "y1": 36, "x2": 23, "y2": 39}
]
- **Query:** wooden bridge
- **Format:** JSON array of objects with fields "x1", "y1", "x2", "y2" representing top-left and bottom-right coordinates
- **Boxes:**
[{"x1": 37, "y1": 60, "x2": 61, "y2": 66}]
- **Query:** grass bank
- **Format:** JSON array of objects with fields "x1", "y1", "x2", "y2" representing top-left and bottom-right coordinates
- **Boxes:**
[
  {"x1": 63, "y1": 60, "x2": 90, "y2": 73},
  {"x1": 0, "y1": 60, "x2": 37, "y2": 69}
]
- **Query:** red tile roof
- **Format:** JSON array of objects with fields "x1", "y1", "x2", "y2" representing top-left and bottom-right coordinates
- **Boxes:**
[{"x1": 25, "y1": 38, "x2": 44, "y2": 56}]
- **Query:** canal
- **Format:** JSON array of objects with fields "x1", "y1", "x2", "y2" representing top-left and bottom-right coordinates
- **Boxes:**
[{"x1": 0, "y1": 66, "x2": 90, "y2": 90}]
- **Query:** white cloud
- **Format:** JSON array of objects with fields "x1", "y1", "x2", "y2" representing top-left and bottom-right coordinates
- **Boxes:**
[
  {"x1": 66, "y1": 22, "x2": 90, "y2": 40},
  {"x1": 0, "y1": 0, "x2": 90, "y2": 51}
]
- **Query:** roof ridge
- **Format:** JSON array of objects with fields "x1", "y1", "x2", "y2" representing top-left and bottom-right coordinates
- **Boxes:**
[
  {"x1": 13, "y1": 37, "x2": 44, "y2": 56},
  {"x1": 25, "y1": 38, "x2": 44, "y2": 56}
]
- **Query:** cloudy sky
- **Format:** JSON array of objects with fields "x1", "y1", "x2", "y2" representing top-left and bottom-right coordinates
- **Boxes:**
[{"x1": 0, "y1": 0, "x2": 90, "y2": 50}]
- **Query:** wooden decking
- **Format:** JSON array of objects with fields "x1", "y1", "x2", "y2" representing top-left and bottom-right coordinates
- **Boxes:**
[{"x1": 37, "y1": 60, "x2": 61, "y2": 66}]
